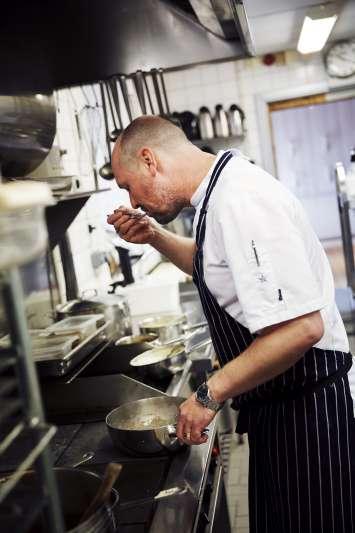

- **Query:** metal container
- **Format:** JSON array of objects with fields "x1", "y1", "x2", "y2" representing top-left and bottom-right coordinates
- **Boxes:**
[
  {"x1": 138, "y1": 314, "x2": 185, "y2": 344},
  {"x1": 130, "y1": 343, "x2": 186, "y2": 380},
  {"x1": 214, "y1": 104, "x2": 229, "y2": 138},
  {"x1": 106, "y1": 396, "x2": 186, "y2": 456},
  {"x1": 228, "y1": 104, "x2": 245, "y2": 136},
  {"x1": 0, "y1": 94, "x2": 56, "y2": 178},
  {"x1": 198, "y1": 106, "x2": 214, "y2": 140},
  {"x1": 15, "y1": 467, "x2": 118, "y2": 532},
  {"x1": 57, "y1": 291, "x2": 131, "y2": 339}
]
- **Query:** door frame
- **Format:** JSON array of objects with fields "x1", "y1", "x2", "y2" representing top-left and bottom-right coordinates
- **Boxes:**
[{"x1": 255, "y1": 82, "x2": 355, "y2": 176}]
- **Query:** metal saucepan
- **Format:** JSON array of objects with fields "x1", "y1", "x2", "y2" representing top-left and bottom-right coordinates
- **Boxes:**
[
  {"x1": 4, "y1": 466, "x2": 186, "y2": 532},
  {"x1": 82, "y1": 334, "x2": 157, "y2": 377},
  {"x1": 138, "y1": 314, "x2": 186, "y2": 344},
  {"x1": 15, "y1": 467, "x2": 119, "y2": 532},
  {"x1": 106, "y1": 396, "x2": 186, "y2": 455},
  {"x1": 129, "y1": 343, "x2": 186, "y2": 380}
]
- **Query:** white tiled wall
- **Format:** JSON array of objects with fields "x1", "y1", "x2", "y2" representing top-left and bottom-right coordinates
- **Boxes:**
[
  {"x1": 164, "y1": 50, "x2": 335, "y2": 164},
  {"x1": 54, "y1": 49, "x2": 350, "y2": 293}
]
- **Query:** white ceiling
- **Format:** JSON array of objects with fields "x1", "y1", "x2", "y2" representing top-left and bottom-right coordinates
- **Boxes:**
[{"x1": 243, "y1": 0, "x2": 355, "y2": 55}]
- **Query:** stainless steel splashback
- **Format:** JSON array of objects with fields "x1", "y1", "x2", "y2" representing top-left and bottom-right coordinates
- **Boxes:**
[{"x1": 0, "y1": 94, "x2": 56, "y2": 177}]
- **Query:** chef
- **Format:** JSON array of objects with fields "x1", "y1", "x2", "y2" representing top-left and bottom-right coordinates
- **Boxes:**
[{"x1": 107, "y1": 115, "x2": 355, "y2": 532}]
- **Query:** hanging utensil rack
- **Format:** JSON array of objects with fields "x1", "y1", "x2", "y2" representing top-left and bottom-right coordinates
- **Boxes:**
[{"x1": 0, "y1": 267, "x2": 65, "y2": 533}]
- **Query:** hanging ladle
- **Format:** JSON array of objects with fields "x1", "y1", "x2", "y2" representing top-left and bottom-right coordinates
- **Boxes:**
[
  {"x1": 106, "y1": 80, "x2": 122, "y2": 142},
  {"x1": 98, "y1": 81, "x2": 114, "y2": 180}
]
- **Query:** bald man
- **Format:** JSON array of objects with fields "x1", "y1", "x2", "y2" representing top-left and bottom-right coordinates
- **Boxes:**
[{"x1": 108, "y1": 115, "x2": 355, "y2": 533}]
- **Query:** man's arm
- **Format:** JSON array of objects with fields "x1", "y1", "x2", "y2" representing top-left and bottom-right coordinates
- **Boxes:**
[
  {"x1": 149, "y1": 226, "x2": 196, "y2": 276},
  {"x1": 107, "y1": 208, "x2": 196, "y2": 275},
  {"x1": 207, "y1": 310, "x2": 324, "y2": 402},
  {"x1": 176, "y1": 311, "x2": 324, "y2": 444}
]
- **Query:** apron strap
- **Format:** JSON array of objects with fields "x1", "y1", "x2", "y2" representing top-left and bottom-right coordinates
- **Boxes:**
[{"x1": 195, "y1": 150, "x2": 234, "y2": 247}]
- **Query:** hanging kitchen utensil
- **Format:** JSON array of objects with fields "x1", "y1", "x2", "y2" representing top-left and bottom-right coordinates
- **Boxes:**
[
  {"x1": 79, "y1": 84, "x2": 102, "y2": 189},
  {"x1": 109, "y1": 77, "x2": 124, "y2": 133},
  {"x1": 150, "y1": 68, "x2": 165, "y2": 116},
  {"x1": 158, "y1": 68, "x2": 171, "y2": 115},
  {"x1": 133, "y1": 70, "x2": 147, "y2": 115},
  {"x1": 143, "y1": 71, "x2": 155, "y2": 114},
  {"x1": 105, "y1": 80, "x2": 122, "y2": 142},
  {"x1": 118, "y1": 74, "x2": 133, "y2": 122},
  {"x1": 98, "y1": 81, "x2": 114, "y2": 180}
]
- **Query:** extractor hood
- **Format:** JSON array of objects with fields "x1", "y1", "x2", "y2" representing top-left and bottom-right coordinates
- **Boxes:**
[
  {"x1": 173, "y1": 0, "x2": 254, "y2": 51},
  {"x1": 0, "y1": 0, "x2": 253, "y2": 94}
]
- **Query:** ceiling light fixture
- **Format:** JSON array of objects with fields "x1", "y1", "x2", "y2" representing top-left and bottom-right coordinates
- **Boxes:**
[{"x1": 297, "y1": 4, "x2": 338, "y2": 55}]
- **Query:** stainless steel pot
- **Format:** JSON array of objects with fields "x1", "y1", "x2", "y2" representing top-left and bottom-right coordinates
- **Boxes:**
[
  {"x1": 129, "y1": 343, "x2": 186, "y2": 380},
  {"x1": 57, "y1": 290, "x2": 131, "y2": 339},
  {"x1": 18, "y1": 467, "x2": 118, "y2": 532},
  {"x1": 106, "y1": 396, "x2": 186, "y2": 455},
  {"x1": 138, "y1": 314, "x2": 185, "y2": 344}
]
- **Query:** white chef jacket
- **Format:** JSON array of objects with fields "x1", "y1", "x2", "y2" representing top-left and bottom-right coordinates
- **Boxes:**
[{"x1": 191, "y1": 150, "x2": 349, "y2": 353}]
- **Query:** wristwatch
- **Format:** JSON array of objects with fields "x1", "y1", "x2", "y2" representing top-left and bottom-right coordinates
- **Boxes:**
[{"x1": 195, "y1": 382, "x2": 224, "y2": 412}]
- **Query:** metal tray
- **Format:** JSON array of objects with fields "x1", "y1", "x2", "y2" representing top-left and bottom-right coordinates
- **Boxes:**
[{"x1": 35, "y1": 322, "x2": 109, "y2": 377}]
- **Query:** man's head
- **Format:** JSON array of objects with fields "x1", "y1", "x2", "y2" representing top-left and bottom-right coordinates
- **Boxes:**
[{"x1": 112, "y1": 115, "x2": 192, "y2": 224}]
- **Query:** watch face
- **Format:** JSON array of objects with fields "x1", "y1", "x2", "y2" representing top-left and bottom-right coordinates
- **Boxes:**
[
  {"x1": 325, "y1": 39, "x2": 355, "y2": 78},
  {"x1": 197, "y1": 382, "x2": 209, "y2": 402}
]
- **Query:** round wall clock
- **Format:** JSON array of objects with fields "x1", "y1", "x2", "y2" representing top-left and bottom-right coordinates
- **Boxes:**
[{"x1": 325, "y1": 39, "x2": 355, "y2": 78}]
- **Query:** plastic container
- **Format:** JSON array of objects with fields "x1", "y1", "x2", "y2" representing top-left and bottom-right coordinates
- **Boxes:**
[
  {"x1": 0, "y1": 181, "x2": 53, "y2": 269},
  {"x1": 118, "y1": 280, "x2": 181, "y2": 317},
  {"x1": 46, "y1": 314, "x2": 105, "y2": 340}
]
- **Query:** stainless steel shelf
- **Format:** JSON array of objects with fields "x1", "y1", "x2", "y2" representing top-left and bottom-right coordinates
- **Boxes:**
[{"x1": 53, "y1": 188, "x2": 110, "y2": 202}]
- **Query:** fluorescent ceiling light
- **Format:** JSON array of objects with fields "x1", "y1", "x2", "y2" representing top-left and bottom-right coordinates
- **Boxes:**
[{"x1": 297, "y1": 7, "x2": 338, "y2": 55}]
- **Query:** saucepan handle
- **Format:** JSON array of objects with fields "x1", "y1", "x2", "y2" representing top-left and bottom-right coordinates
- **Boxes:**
[{"x1": 167, "y1": 425, "x2": 209, "y2": 438}]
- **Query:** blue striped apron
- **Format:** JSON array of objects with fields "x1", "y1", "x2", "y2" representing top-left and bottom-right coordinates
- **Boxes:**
[{"x1": 192, "y1": 150, "x2": 355, "y2": 533}]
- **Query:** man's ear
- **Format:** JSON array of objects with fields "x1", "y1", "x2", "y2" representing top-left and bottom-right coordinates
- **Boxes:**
[{"x1": 140, "y1": 147, "x2": 157, "y2": 177}]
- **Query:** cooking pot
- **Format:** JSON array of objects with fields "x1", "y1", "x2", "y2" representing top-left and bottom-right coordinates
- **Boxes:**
[
  {"x1": 57, "y1": 290, "x2": 131, "y2": 339},
  {"x1": 106, "y1": 396, "x2": 186, "y2": 456},
  {"x1": 138, "y1": 314, "x2": 185, "y2": 344},
  {"x1": 129, "y1": 343, "x2": 186, "y2": 380},
  {"x1": 15, "y1": 468, "x2": 118, "y2": 532},
  {"x1": 82, "y1": 334, "x2": 157, "y2": 377}
]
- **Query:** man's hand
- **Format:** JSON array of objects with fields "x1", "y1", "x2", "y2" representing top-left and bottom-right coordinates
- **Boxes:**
[
  {"x1": 107, "y1": 206, "x2": 158, "y2": 245},
  {"x1": 176, "y1": 394, "x2": 216, "y2": 445}
]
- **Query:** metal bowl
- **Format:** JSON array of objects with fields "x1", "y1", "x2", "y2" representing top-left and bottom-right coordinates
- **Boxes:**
[
  {"x1": 106, "y1": 396, "x2": 186, "y2": 456},
  {"x1": 138, "y1": 314, "x2": 185, "y2": 344},
  {"x1": 129, "y1": 343, "x2": 186, "y2": 380}
]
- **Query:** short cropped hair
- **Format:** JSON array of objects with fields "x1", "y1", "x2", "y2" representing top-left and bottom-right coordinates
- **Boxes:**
[{"x1": 118, "y1": 115, "x2": 188, "y2": 163}]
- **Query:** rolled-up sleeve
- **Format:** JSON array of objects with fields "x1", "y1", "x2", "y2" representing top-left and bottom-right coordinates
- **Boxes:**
[{"x1": 217, "y1": 190, "x2": 326, "y2": 333}]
